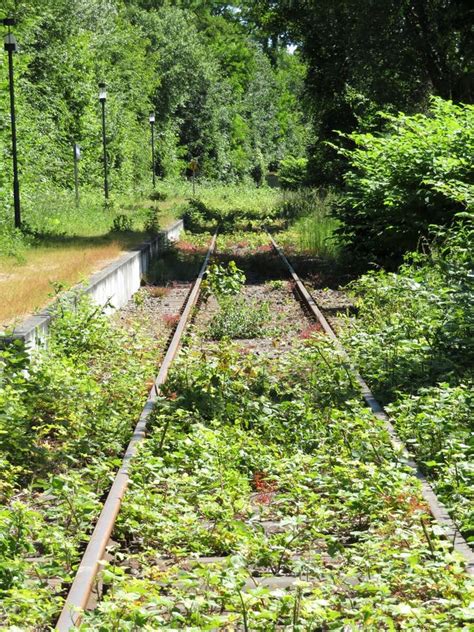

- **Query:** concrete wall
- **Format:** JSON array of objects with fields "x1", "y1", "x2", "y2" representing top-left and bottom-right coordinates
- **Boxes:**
[{"x1": 1, "y1": 220, "x2": 183, "y2": 351}]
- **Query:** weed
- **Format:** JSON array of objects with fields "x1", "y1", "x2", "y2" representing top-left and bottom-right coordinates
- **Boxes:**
[
  {"x1": 133, "y1": 290, "x2": 146, "y2": 307},
  {"x1": 207, "y1": 297, "x2": 270, "y2": 339},
  {"x1": 266, "y1": 279, "x2": 285, "y2": 291},
  {"x1": 147, "y1": 286, "x2": 169, "y2": 299},
  {"x1": 163, "y1": 313, "x2": 180, "y2": 327},
  {"x1": 203, "y1": 261, "x2": 246, "y2": 299}
]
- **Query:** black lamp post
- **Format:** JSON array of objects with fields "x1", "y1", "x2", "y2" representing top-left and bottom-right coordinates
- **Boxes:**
[
  {"x1": 149, "y1": 112, "x2": 156, "y2": 189},
  {"x1": 98, "y1": 82, "x2": 109, "y2": 200},
  {"x1": 3, "y1": 18, "x2": 21, "y2": 228}
]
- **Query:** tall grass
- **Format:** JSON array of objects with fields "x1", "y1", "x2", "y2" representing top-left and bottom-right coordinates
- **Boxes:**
[
  {"x1": 293, "y1": 212, "x2": 339, "y2": 258},
  {"x1": 278, "y1": 189, "x2": 340, "y2": 258}
]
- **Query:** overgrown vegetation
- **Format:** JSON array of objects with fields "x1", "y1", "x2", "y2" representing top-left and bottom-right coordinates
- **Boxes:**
[
  {"x1": 0, "y1": 1, "x2": 308, "y2": 226},
  {"x1": 275, "y1": 1, "x2": 473, "y2": 184},
  {"x1": 342, "y1": 220, "x2": 474, "y2": 541},
  {"x1": 0, "y1": 295, "x2": 159, "y2": 626},
  {"x1": 204, "y1": 261, "x2": 270, "y2": 339},
  {"x1": 0, "y1": 1, "x2": 473, "y2": 627},
  {"x1": 277, "y1": 189, "x2": 340, "y2": 258},
  {"x1": 334, "y1": 98, "x2": 474, "y2": 266},
  {"x1": 82, "y1": 342, "x2": 472, "y2": 629},
  {"x1": 181, "y1": 185, "x2": 280, "y2": 233}
]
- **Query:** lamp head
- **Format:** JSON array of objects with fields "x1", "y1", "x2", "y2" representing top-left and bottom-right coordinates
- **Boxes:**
[
  {"x1": 98, "y1": 82, "x2": 107, "y2": 102},
  {"x1": 4, "y1": 32, "x2": 18, "y2": 52},
  {"x1": 3, "y1": 18, "x2": 18, "y2": 52},
  {"x1": 149, "y1": 112, "x2": 155, "y2": 124}
]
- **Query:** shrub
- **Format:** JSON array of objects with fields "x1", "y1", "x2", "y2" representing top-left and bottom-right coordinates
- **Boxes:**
[
  {"x1": 149, "y1": 190, "x2": 168, "y2": 202},
  {"x1": 111, "y1": 214, "x2": 133, "y2": 232},
  {"x1": 144, "y1": 208, "x2": 161, "y2": 234},
  {"x1": 278, "y1": 156, "x2": 308, "y2": 190},
  {"x1": 203, "y1": 261, "x2": 246, "y2": 299},
  {"x1": 342, "y1": 220, "x2": 474, "y2": 538},
  {"x1": 334, "y1": 97, "x2": 474, "y2": 266}
]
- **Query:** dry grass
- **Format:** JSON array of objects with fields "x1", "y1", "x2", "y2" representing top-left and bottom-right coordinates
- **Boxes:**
[
  {"x1": 147, "y1": 286, "x2": 169, "y2": 298},
  {"x1": 0, "y1": 241, "x2": 130, "y2": 327},
  {"x1": 0, "y1": 199, "x2": 181, "y2": 327}
]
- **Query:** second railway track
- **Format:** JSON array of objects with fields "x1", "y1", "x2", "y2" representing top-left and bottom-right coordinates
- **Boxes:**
[{"x1": 57, "y1": 233, "x2": 473, "y2": 630}]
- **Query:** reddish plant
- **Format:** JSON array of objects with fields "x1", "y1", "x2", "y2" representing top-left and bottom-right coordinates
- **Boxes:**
[
  {"x1": 163, "y1": 313, "x2": 180, "y2": 327},
  {"x1": 299, "y1": 322, "x2": 323, "y2": 339},
  {"x1": 252, "y1": 471, "x2": 278, "y2": 505},
  {"x1": 177, "y1": 240, "x2": 197, "y2": 253}
]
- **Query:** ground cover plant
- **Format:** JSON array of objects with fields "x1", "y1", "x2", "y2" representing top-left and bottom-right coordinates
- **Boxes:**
[
  {"x1": 44, "y1": 232, "x2": 469, "y2": 630},
  {"x1": 203, "y1": 261, "x2": 270, "y2": 340},
  {"x1": 81, "y1": 340, "x2": 473, "y2": 630},
  {"x1": 0, "y1": 292, "x2": 166, "y2": 628},
  {"x1": 341, "y1": 220, "x2": 474, "y2": 542}
]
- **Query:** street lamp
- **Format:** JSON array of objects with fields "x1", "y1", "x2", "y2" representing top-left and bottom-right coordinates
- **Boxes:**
[
  {"x1": 149, "y1": 112, "x2": 156, "y2": 189},
  {"x1": 98, "y1": 82, "x2": 108, "y2": 200},
  {"x1": 3, "y1": 18, "x2": 21, "y2": 228}
]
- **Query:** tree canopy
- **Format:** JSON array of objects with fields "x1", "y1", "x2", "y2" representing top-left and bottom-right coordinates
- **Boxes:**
[{"x1": 0, "y1": 0, "x2": 309, "y2": 210}]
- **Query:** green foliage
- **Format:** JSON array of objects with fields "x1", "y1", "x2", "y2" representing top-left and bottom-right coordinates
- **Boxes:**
[
  {"x1": 203, "y1": 261, "x2": 246, "y2": 299},
  {"x1": 82, "y1": 343, "x2": 472, "y2": 629},
  {"x1": 207, "y1": 296, "x2": 270, "y2": 340},
  {"x1": 203, "y1": 260, "x2": 269, "y2": 339},
  {"x1": 275, "y1": 188, "x2": 340, "y2": 258},
  {"x1": 342, "y1": 220, "x2": 473, "y2": 540},
  {"x1": 333, "y1": 98, "x2": 474, "y2": 265},
  {"x1": 278, "y1": 156, "x2": 308, "y2": 190},
  {"x1": 0, "y1": 294, "x2": 158, "y2": 626},
  {"x1": 111, "y1": 214, "x2": 133, "y2": 232},
  {"x1": 143, "y1": 207, "x2": 161, "y2": 234},
  {"x1": 0, "y1": 1, "x2": 309, "y2": 243},
  {"x1": 180, "y1": 185, "x2": 280, "y2": 232},
  {"x1": 279, "y1": 0, "x2": 473, "y2": 185},
  {"x1": 387, "y1": 384, "x2": 473, "y2": 539}
]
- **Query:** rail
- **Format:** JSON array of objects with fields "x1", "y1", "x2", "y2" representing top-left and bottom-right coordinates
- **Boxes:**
[
  {"x1": 269, "y1": 233, "x2": 474, "y2": 576},
  {"x1": 56, "y1": 231, "x2": 218, "y2": 631}
]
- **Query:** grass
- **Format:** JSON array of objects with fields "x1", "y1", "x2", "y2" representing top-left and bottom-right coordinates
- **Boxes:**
[
  {"x1": 277, "y1": 189, "x2": 340, "y2": 258},
  {"x1": 290, "y1": 212, "x2": 339, "y2": 256},
  {"x1": 0, "y1": 186, "x2": 182, "y2": 327},
  {"x1": 1, "y1": 239, "x2": 135, "y2": 326},
  {"x1": 0, "y1": 180, "x2": 342, "y2": 326}
]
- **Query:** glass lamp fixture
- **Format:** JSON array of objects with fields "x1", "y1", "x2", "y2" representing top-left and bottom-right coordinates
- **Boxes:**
[{"x1": 98, "y1": 82, "x2": 107, "y2": 102}]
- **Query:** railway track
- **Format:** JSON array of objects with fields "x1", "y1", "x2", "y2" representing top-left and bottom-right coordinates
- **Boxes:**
[{"x1": 56, "y1": 233, "x2": 473, "y2": 630}]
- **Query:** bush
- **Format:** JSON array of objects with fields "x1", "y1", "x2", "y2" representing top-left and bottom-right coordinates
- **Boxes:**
[
  {"x1": 278, "y1": 156, "x2": 308, "y2": 190},
  {"x1": 207, "y1": 297, "x2": 270, "y2": 339},
  {"x1": 334, "y1": 98, "x2": 474, "y2": 266},
  {"x1": 111, "y1": 214, "x2": 133, "y2": 232},
  {"x1": 144, "y1": 208, "x2": 161, "y2": 234}
]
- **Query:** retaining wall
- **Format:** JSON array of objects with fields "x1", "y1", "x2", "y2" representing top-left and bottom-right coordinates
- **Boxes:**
[{"x1": 1, "y1": 220, "x2": 183, "y2": 351}]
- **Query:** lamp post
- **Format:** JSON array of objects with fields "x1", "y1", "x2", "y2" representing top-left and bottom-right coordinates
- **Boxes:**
[
  {"x1": 149, "y1": 112, "x2": 156, "y2": 189},
  {"x1": 98, "y1": 82, "x2": 109, "y2": 200},
  {"x1": 3, "y1": 18, "x2": 21, "y2": 228}
]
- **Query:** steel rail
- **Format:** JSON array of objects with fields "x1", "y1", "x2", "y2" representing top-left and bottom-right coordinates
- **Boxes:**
[
  {"x1": 269, "y1": 234, "x2": 474, "y2": 575},
  {"x1": 56, "y1": 232, "x2": 218, "y2": 631}
]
